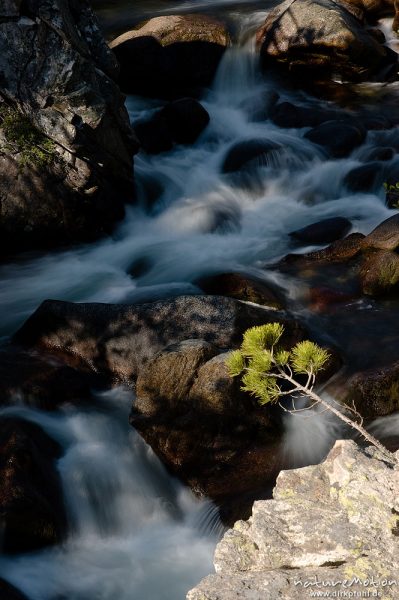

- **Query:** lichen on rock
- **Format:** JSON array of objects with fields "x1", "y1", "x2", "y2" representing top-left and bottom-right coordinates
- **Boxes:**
[{"x1": 187, "y1": 440, "x2": 399, "y2": 599}]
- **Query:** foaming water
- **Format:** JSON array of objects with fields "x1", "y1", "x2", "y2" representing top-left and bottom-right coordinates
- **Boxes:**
[
  {"x1": 0, "y1": 389, "x2": 219, "y2": 600},
  {"x1": 0, "y1": 75, "x2": 392, "y2": 337}
]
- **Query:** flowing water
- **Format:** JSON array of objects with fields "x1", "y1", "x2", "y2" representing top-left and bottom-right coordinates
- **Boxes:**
[{"x1": 3, "y1": 2, "x2": 399, "y2": 598}]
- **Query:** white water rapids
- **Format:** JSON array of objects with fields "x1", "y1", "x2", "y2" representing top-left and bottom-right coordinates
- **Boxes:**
[{"x1": 2, "y1": 5, "x2": 399, "y2": 599}]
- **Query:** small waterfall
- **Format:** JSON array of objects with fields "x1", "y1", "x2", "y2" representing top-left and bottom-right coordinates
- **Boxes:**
[{"x1": 0, "y1": 390, "x2": 219, "y2": 600}]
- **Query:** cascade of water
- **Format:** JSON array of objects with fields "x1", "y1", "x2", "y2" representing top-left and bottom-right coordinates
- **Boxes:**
[{"x1": 0, "y1": 390, "x2": 219, "y2": 600}]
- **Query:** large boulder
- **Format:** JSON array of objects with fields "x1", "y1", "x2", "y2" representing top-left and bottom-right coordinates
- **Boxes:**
[
  {"x1": 0, "y1": 0, "x2": 137, "y2": 255},
  {"x1": 304, "y1": 120, "x2": 366, "y2": 157},
  {"x1": 132, "y1": 340, "x2": 288, "y2": 519},
  {"x1": 0, "y1": 418, "x2": 67, "y2": 554},
  {"x1": 14, "y1": 295, "x2": 305, "y2": 382},
  {"x1": 0, "y1": 346, "x2": 103, "y2": 410},
  {"x1": 344, "y1": 360, "x2": 399, "y2": 417},
  {"x1": 256, "y1": 0, "x2": 397, "y2": 82},
  {"x1": 187, "y1": 440, "x2": 399, "y2": 599},
  {"x1": 109, "y1": 15, "x2": 230, "y2": 98}
]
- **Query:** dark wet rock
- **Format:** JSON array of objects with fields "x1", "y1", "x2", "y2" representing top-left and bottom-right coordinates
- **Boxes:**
[
  {"x1": 0, "y1": 347, "x2": 102, "y2": 410},
  {"x1": 343, "y1": 162, "x2": 384, "y2": 192},
  {"x1": 256, "y1": 0, "x2": 397, "y2": 82},
  {"x1": 196, "y1": 272, "x2": 284, "y2": 309},
  {"x1": 348, "y1": 0, "x2": 397, "y2": 20},
  {"x1": 109, "y1": 15, "x2": 230, "y2": 98},
  {"x1": 362, "y1": 214, "x2": 399, "y2": 250},
  {"x1": 309, "y1": 286, "x2": 358, "y2": 312},
  {"x1": 0, "y1": 418, "x2": 66, "y2": 554},
  {"x1": 0, "y1": 579, "x2": 30, "y2": 600},
  {"x1": 159, "y1": 98, "x2": 210, "y2": 144},
  {"x1": 270, "y1": 102, "x2": 345, "y2": 128},
  {"x1": 281, "y1": 233, "x2": 365, "y2": 265},
  {"x1": 0, "y1": 0, "x2": 137, "y2": 256},
  {"x1": 290, "y1": 217, "x2": 352, "y2": 245},
  {"x1": 130, "y1": 99, "x2": 209, "y2": 154},
  {"x1": 344, "y1": 361, "x2": 399, "y2": 418},
  {"x1": 361, "y1": 146, "x2": 394, "y2": 161},
  {"x1": 14, "y1": 296, "x2": 305, "y2": 383},
  {"x1": 360, "y1": 250, "x2": 399, "y2": 296},
  {"x1": 134, "y1": 340, "x2": 219, "y2": 418},
  {"x1": 132, "y1": 340, "x2": 285, "y2": 508},
  {"x1": 221, "y1": 139, "x2": 281, "y2": 174},
  {"x1": 360, "y1": 115, "x2": 392, "y2": 130},
  {"x1": 241, "y1": 90, "x2": 280, "y2": 121},
  {"x1": 135, "y1": 114, "x2": 174, "y2": 155},
  {"x1": 304, "y1": 121, "x2": 366, "y2": 158}
]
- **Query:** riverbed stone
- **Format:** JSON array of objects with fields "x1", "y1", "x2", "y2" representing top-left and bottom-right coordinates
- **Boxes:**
[
  {"x1": 282, "y1": 232, "x2": 365, "y2": 266},
  {"x1": 196, "y1": 272, "x2": 283, "y2": 309},
  {"x1": 305, "y1": 121, "x2": 366, "y2": 157},
  {"x1": 362, "y1": 213, "x2": 399, "y2": 250},
  {"x1": 0, "y1": 0, "x2": 137, "y2": 255},
  {"x1": 290, "y1": 217, "x2": 352, "y2": 244},
  {"x1": 344, "y1": 360, "x2": 399, "y2": 417},
  {"x1": 135, "y1": 114, "x2": 174, "y2": 155},
  {"x1": 343, "y1": 0, "x2": 395, "y2": 19},
  {"x1": 270, "y1": 101, "x2": 346, "y2": 128},
  {"x1": 360, "y1": 249, "x2": 399, "y2": 296},
  {"x1": 256, "y1": 0, "x2": 397, "y2": 82},
  {"x1": 14, "y1": 295, "x2": 305, "y2": 382},
  {"x1": 344, "y1": 161, "x2": 384, "y2": 192},
  {"x1": 159, "y1": 98, "x2": 210, "y2": 144},
  {"x1": 0, "y1": 346, "x2": 103, "y2": 410},
  {"x1": 221, "y1": 139, "x2": 282, "y2": 174},
  {"x1": 109, "y1": 15, "x2": 230, "y2": 98},
  {"x1": 0, "y1": 418, "x2": 67, "y2": 554},
  {"x1": 187, "y1": 440, "x2": 399, "y2": 599}
]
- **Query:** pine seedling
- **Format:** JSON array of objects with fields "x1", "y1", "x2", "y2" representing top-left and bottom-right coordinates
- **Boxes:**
[{"x1": 226, "y1": 323, "x2": 396, "y2": 464}]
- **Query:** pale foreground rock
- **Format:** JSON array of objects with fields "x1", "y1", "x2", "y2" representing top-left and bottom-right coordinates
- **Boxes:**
[{"x1": 187, "y1": 440, "x2": 399, "y2": 599}]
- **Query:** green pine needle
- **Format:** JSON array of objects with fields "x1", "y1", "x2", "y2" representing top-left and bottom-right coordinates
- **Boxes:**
[
  {"x1": 241, "y1": 323, "x2": 284, "y2": 357},
  {"x1": 226, "y1": 349, "x2": 246, "y2": 377},
  {"x1": 291, "y1": 340, "x2": 330, "y2": 375},
  {"x1": 275, "y1": 349, "x2": 290, "y2": 366},
  {"x1": 249, "y1": 349, "x2": 272, "y2": 374},
  {"x1": 241, "y1": 371, "x2": 281, "y2": 405}
]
